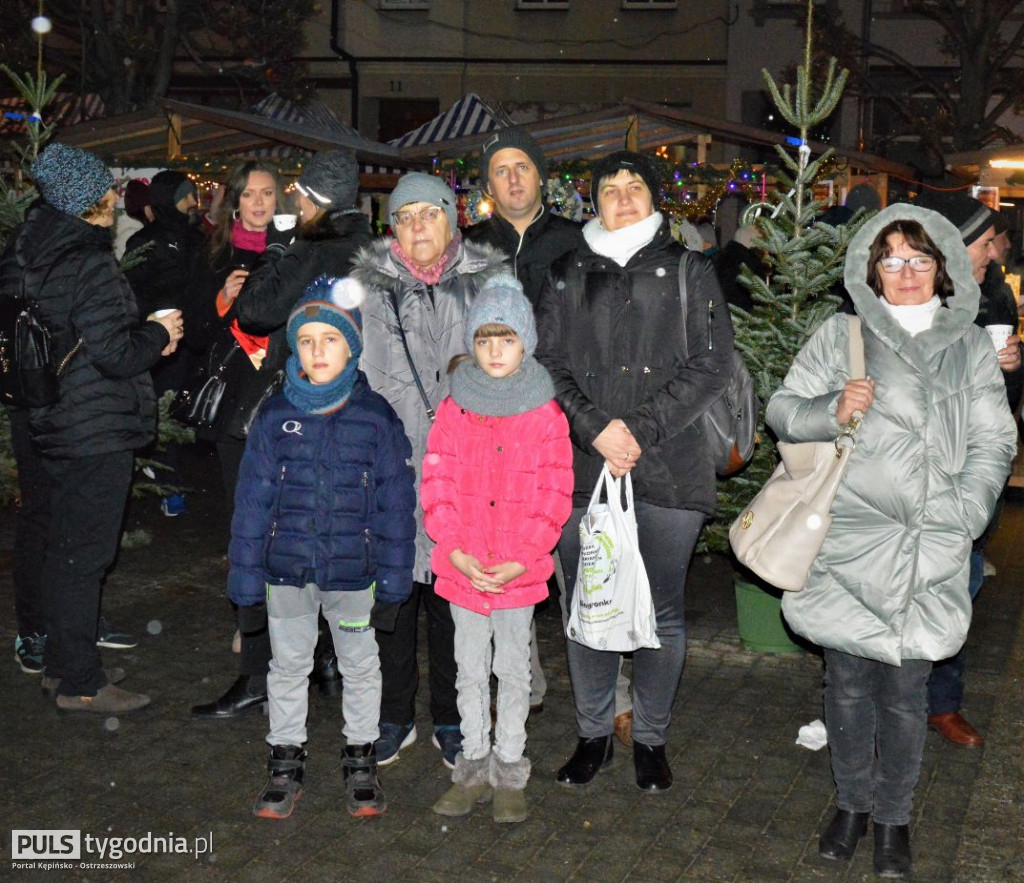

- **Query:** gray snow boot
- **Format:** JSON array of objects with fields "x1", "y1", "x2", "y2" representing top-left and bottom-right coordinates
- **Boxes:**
[
  {"x1": 252, "y1": 745, "x2": 306, "y2": 819},
  {"x1": 490, "y1": 755, "x2": 531, "y2": 823},
  {"x1": 343, "y1": 743, "x2": 386, "y2": 817},
  {"x1": 432, "y1": 752, "x2": 493, "y2": 816}
]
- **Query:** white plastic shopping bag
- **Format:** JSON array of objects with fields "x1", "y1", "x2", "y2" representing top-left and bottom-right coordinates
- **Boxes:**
[{"x1": 566, "y1": 466, "x2": 660, "y2": 651}]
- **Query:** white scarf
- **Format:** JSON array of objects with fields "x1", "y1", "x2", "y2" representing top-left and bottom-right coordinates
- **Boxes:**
[
  {"x1": 583, "y1": 211, "x2": 664, "y2": 267},
  {"x1": 880, "y1": 295, "x2": 942, "y2": 337}
]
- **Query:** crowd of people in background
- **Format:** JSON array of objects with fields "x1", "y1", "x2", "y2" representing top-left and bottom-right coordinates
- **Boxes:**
[{"x1": 3, "y1": 126, "x2": 1019, "y2": 879}]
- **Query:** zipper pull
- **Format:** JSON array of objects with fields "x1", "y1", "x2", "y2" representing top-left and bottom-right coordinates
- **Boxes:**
[{"x1": 707, "y1": 299, "x2": 715, "y2": 351}]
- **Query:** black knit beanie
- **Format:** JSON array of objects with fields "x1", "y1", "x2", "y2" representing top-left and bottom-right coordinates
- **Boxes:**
[
  {"x1": 911, "y1": 191, "x2": 996, "y2": 246},
  {"x1": 481, "y1": 127, "x2": 548, "y2": 187},
  {"x1": 591, "y1": 150, "x2": 663, "y2": 203}
]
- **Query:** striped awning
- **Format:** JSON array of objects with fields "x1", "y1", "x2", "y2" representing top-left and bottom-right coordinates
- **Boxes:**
[{"x1": 391, "y1": 92, "x2": 511, "y2": 148}]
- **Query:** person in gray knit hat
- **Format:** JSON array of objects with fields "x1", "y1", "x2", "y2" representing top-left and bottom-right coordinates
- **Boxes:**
[
  {"x1": 423, "y1": 274, "x2": 572, "y2": 824},
  {"x1": 388, "y1": 172, "x2": 458, "y2": 233},
  {"x1": 463, "y1": 273, "x2": 538, "y2": 357}
]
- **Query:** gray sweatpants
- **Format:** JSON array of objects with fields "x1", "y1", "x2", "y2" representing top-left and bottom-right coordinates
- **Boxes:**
[{"x1": 265, "y1": 583, "x2": 379, "y2": 747}]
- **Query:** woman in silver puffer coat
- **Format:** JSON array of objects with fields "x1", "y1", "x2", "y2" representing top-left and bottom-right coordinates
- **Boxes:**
[{"x1": 766, "y1": 204, "x2": 1016, "y2": 879}]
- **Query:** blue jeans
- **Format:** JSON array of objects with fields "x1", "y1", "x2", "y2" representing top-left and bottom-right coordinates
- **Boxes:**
[
  {"x1": 926, "y1": 548, "x2": 983, "y2": 715},
  {"x1": 559, "y1": 501, "x2": 704, "y2": 746},
  {"x1": 823, "y1": 649, "x2": 932, "y2": 826}
]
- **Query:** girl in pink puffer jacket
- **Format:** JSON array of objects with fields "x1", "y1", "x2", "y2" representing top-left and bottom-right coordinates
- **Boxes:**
[{"x1": 422, "y1": 274, "x2": 573, "y2": 825}]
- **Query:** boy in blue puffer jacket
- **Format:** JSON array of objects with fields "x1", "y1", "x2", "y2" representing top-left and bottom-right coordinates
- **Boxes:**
[{"x1": 229, "y1": 274, "x2": 416, "y2": 820}]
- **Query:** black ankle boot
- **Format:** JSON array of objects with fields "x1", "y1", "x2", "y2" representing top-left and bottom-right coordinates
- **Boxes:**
[
  {"x1": 556, "y1": 736, "x2": 613, "y2": 787},
  {"x1": 818, "y1": 809, "x2": 870, "y2": 861},
  {"x1": 309, "y1": 652, "x2": 343, "y2": 698},
  {"x1": 633, "y1": 741, "x2": 672, "y2": 792},
  {"x1": 191, "y1": 675, "x2": 267, "y2": 720},
  {"x1": 873, "y1": 822, "x2": 911, "y2": 878}
]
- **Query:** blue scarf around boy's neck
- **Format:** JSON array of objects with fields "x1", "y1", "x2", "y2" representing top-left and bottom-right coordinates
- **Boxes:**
[{"x1": 283, "y1": 354, "x2": 358, "y2": 415}]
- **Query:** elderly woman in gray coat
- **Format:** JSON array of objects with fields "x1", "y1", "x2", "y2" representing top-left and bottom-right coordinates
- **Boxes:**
[
  {"x1": 351, "y1": 172, "x2": 507, "y2": 769},
  {"x1": 766, "y1": 204, "x2": 1015, "y2": 879}
]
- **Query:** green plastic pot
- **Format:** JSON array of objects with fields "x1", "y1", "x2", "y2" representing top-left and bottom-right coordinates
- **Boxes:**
[{"x1": 734, "y1": 573, "x2": 802, "y2": 654}]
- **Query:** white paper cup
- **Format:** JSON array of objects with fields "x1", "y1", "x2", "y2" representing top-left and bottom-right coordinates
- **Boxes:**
[
  {"x1": 152, "y1": 308, "x2": 178, "y2": 319},
  {"x1": 985, "y1": 324, "x2": 1013, "y2": 350},
  {"x1": 273, "y1": 214, "x2": 297, "y2": 231}
]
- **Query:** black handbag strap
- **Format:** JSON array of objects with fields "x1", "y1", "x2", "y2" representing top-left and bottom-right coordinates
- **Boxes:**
[
  {"x1": 18, "y1": 251, "x2": 84, "y2": 377},
  {"x1": 388, "y1": 289, "x2": 435, "y2": 422}
]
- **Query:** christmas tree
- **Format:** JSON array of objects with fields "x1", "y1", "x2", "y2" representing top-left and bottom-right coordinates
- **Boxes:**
[{"x1": 704, "y1": 0, "x2": 869, "y2": 548}]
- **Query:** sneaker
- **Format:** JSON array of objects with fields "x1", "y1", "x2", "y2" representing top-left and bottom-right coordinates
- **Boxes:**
[
  {"x1": 96, "y1": 617, "x2": 138, "y2": 650},
  {"x1": 375, "y1": 722, "x2": 417, "y2": 767},
  {"x1": 14, "y1": 633, "x2": 46, "y2": 674},
  {"x1": 432, "y1": 725, "x2": 463, "y2": 770},
  {"x1": 160, "y1": 493, "x2": 187, "y2": 517}
]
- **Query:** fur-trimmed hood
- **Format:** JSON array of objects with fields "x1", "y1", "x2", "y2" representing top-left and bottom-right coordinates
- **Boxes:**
[
  {"x1": 844, "y1": 202, "x2": 980, "y2": 363},
  {"x1": 351, "y1": 236, "x2": 508, "y2": 292}
]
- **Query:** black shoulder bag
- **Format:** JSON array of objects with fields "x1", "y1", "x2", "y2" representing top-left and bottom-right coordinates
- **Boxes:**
[{"x1": 0, "y1": 260, "x2": 83, "y2": 408}]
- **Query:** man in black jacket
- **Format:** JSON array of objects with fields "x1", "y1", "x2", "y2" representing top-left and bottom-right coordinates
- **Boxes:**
[
  {"x1": 464, "y1": 127, "x2": 582, "y2": 307},
  {"x1": 913, "y1": 191, "x2": 1022, "y2": 748},
  {"x1": 125, "y1": 170, "x2": 206, "y2": 516}
]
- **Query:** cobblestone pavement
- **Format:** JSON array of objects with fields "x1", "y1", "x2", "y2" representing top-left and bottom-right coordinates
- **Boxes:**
[{"x1": 3, "y1": 444, "x2": 1023, "y2": 881}]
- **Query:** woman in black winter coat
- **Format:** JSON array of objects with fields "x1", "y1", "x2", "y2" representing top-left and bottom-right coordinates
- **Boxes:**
[
  {"x1": 0, "y1": 143, "x2": 182, "y2": 714},
  {"x1": 190, "y1": 150, "x2": 373, "y2": 720},
  {"x1": 536, "y1": 151, "x2": 733, "y2": 794}
]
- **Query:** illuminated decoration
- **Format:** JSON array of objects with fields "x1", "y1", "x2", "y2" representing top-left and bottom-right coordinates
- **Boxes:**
[
  {"x1": 989, "y1": 159, "x2": 1024, "y2": 169},
  {"x1": 462, "y1": 189, "x2": 492, "y2": 225},
  {"x1": 546, "y1": 177, "x2": 583, "y2": 221}
]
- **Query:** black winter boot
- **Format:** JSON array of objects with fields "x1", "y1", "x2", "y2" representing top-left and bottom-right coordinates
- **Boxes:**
[
  {"x1": 252, "y1": 745, "x2": 306, "y2": 819},
  {"x1": 343, "y1": 743, "x2": 386, "y2": 817}
]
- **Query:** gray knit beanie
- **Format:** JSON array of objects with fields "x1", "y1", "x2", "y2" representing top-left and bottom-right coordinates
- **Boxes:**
[
  {"x1": 464, "y1": 274, "x2": 538, "y2": 356},
  {"x1": 388, "y1": 172, "x2": 458, "y2": 231},
  {"x1": 30, "y1": 142, "x2": 114, "y2": 217},
  {"x1": 297, "y1": 149, "x2": 359, "y2": 209},
  {"x1": 480, "y1": 127, "x2": 548, "y2": 187}
]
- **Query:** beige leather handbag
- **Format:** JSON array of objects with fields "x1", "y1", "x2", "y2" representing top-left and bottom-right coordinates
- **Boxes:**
[{"x1": 729, "y1": 315, "x2": 865, "y2": 592}]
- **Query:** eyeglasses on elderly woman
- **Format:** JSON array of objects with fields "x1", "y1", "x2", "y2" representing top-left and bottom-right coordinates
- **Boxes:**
[
  {"x1": 877, "y1": 255, "x2": 936, "y2": 274},
  {"x1": 392, "y1": 206, "x2": 444, "y2": 227}
]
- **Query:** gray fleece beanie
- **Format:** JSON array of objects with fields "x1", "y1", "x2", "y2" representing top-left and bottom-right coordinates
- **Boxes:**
[
  {"x1": 464, "y1": 274, "x2": 538, "y2": 356},
  {"x1": 388, "y1": 172, "x2": 458, "y2": 231}
]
